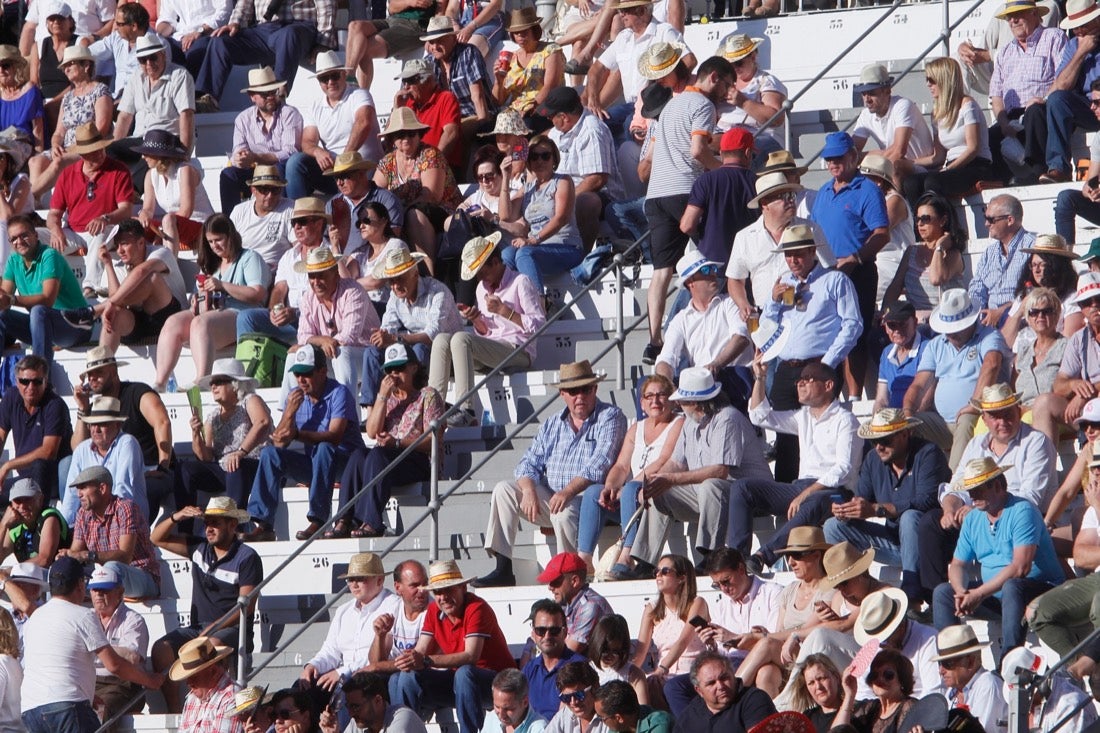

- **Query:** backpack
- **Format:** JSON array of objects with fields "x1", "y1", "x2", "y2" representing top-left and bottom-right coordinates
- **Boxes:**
[{"x1": 236, "y1": 333, "x2": 290, "y2": 388}]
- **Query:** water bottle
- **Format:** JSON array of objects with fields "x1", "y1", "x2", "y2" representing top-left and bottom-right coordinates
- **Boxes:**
[
  {"x1": 167, "y1": 373, "x2": 178, "y2": 393},
  {"x1": 481, "y1": 409, "x2": 493, "y2": 426}
]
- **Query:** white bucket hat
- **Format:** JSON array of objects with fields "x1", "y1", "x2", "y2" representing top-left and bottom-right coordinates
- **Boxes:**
[{"x1": 669, "y1": 367, "x2": 721, "y2": 402}]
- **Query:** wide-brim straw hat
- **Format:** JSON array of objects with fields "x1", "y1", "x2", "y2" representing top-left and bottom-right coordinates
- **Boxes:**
[
  {"x1": 505, "y1": 6, "x2": 541, "y2": 31},
  {"x1": 930, "y1": 624, "x2": 990, "y2": 662},
  {"x1": 58, "y1": 44, "x2": 94, "y2": 69},
  {"x1": 68, "y1": 121, "x2": 112, "y2": 154},
  {"x1": 169, "y1": 636, "x2": 234, "y2": 681},
  {"x1": 854, "y1": 587, "x2": 909, "y2": 644},
  {"x1": 291, "y1": 196, "x2": 331, "y2": 221},
  {"x1": 616, "y1": 0, "x2": 653, "y2": 7},
  {"x1": 324, "y1": 151, "x2": 376, "y2": 176},
  {"x1": 382, "y1": 107, "x2": 430, "y2": 138},
  {"x1": 82, "y1": 395, "x2": 125, "y2": 424},
  {"x1": 820, "y1": 541, "x2": 874, "y2": 588},
  {"x1": 637, "y1": 41, "x2": 686, "y2": 81},
  {"x1": 758, "y1": 150, "x2": 807, "y2": 176},
  {"x1": 998, "y1": 0, "x2": 1050, "y2": 17},
  {"x1": 1022, "y1": 233, "x2": 1075, "y2": 258},
  {"x1": 420, "y1": 15, "x2": 458, "y2": 40},
  {"x1": 310, "y1": 50, "x2": 349, "y2": 77},
  {"x1": 241, "y1": 65, "x2": 286, "y2": 93},
  {"x1": 247, "y1": 165, "x2": 287, "y2": 187},
  {"x1": 233, "y1": 685, "x2": 270, "y2": 716},
  {"x1": 203, "y1": 496, "x2": 251, "y2": 523},
  {"x1": 858, "y1": 408, "x2": 922, "y2": 440},
  {"x1": 478, "y1": 108, "x2": 531, "y2": 138},
  {"x1": 719, "y1": 33, "x2": 764, "y2": 62},
  {"x1": 948, "y1": 456, "x2": 1012, "y2": 493},
  {"x1": 461, "y1": 232, "x2": 503, "y2": 280},
  {"x1": 929, "y1": 288, "x2": 979, "y2": 334},
  {"x1": 372, "y1": 242, "x2": 428, "y2": 279},
  {"x1": 1062, "y1": 0, "x2": 1100, "y2": 28},
  {"x1": 196, "y1": 357, "x2": 259, "y2": 390},
  {"x1": 0, "y1": 45, "x2": 25, "y2": 70},
  {"x1": 293, "y1": 246, "x2": 343, "y2": 274},
  {"x1": 338, "y1": 552, "x2": 385, "y2": 579},
  {"x1": 749, "y1": 171, "x2": 804, "y2": 209},
  {"x1": 80, "y1": 345, "x2": 128, "y2": 379},
  {"x1": 425, "y1": 559, "x2": 473, "y2": 590},
  {"x1": 551, "y1": 360, "x2": 605, "y2": 390},
  {"x1": 776, "y1": 526, "x2": 831, "y2": 555},
  {"x1": 968, "y1": 382, "x2": 1022, "y2": 412},
  {"x1": 772, "y1": 223, "x2": 817, "y2": 253}
]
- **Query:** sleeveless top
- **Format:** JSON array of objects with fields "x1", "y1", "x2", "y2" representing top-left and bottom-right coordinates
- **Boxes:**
[
  {"x1": 629, "y1": 417, "x2": 682, "y2": 475},
  {"x1": 652, "y1": 611, "x2": 705, "y2": 675},
  {"x1": 38, "y1": 39, "x2": 69, "y2": 98},
  {"x1": 152, "y1": 160, "x2": 214, "y2": 223},
  {"x1": 904, "y1": 245, "x2": 965, "y2": 310},
  {"x1": 875, "y1": 190, "x2": 914, "y2": 306},
  {"x1": 501, "y1": 43, "x2": 561, "y2": 114},
  {"x1": 776, "y1": 580, "x2": 837, "y2": 631},
  {"x1": 592, "y1": 660, "x2": 631, "y2": 686},
  {"x1": 6, "y1": 507, "x2": 70, "y2": 562},
  {"x1": 522, "y1": 174, "x2": 581, "y2": 249},
  {"x1": 206, "y1": 393, "x2": 272, "y2": 460}
]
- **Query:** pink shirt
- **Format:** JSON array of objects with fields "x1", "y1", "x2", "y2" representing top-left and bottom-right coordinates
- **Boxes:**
[
  {"x1": 298, "y1": 278, "x2": 378, "y2": 347},
  {"x1": 476, "y1": 269, "x2": 545, "y2": 360}
]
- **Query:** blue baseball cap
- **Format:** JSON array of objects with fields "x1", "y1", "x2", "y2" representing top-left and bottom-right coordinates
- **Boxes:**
[{"x1": 820, "y1": 132, "x2": 855, "y2": 159}]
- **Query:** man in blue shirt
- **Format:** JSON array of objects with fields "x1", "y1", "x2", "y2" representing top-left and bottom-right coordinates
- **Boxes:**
[
  {"x1": 1040, "y1": 1, "x2": 1100, "y2": 182},
  {"x1": 521, "y1": 600, "x2": 586, "y2": 720},
  {"x1": 932, "y1": 456, "x2": 1064, "y2": 663},
  {"x1": 242, "y1": 345, "x2": 365, "y2": 542},
  {"x1": 810, "y1": 131, "x2": 889, "y2": 396},
  {"x1": 965, "y1": 194, "x2": 1033, "y2": 325},
  {"x1": 824, "y1": 409, "x2": 949, "y2": 606}
]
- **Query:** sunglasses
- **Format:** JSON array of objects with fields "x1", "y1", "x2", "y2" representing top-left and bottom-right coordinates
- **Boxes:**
[
  {"x1": 1081, "y1": 297, "x2": 1100, "y2": 309},
  {"x1": 209, "y1": 378, "x2": 233, "y2": 387},
  {"x1": 710, "y1": 576, "x2": 735, "y2": 590},
  {"x1": 334, "y1": 171, "x2": 356, "y2": 180},
  {"x1": 938, "y1": 657, "x2": 964, "y2": 669},
  {"x1": 654, "y1": 566, "x2": 678, "y2": 577},
  {"x1": 915, "y1": 214, "x2": 937, "y2": 225},
  {"x1": 883, "y1": 320, "x2": 907, "y2": 330},
  {"x1": 562, "y1": 385, "x2": 594, "y2": 396},
  {"x1": 137, "y1": 55, "x2": 160, "y2": 65},
  {"x1": 17, "y1": 377, "x2": 43, "y2": 386},
  {"x1": 392, "y1": 130, "x2": 418, "y2": 140},
  {"x1": 295, "y1": 369, "x2": 317, "y2": 378},
  {"x1": 1091, "y1": 98, "x2": 1100, "y2": 108},
  {"x1": 317, "y1": 72, "x2": 343, "y2": 84},
  {"x1": 477, "y1": 173, "x2": 498, "y2": 182},
  {"x1": 559, "y1": 689, "x2": 590, "y2": 704},
  {"x1": 1028, "y1": 307, "x2": 1055, "y2": 317},
  {"x1": 9, "y1": 231, "x2": 31, "y2": 243},
  {"x1": 692, "y1": 264, "x2": 721, "y2": 277},
  {"x1": 255, "y1": 88, "x2": 280, "y2": 97},
  {"x1": 85, "y1": 180, "x2": 96, "y2": 201},
  {"x1": 617, "y1": 5, "x2": 645, "y2": 12},
  {"x1": 871, "y1": 668, "x2": 897, "y2": 683},
  {"x1": 274, "y1": 708, "x2": 299, "y2": 720},
  {"x1": 533, "y1": 625, "x2": 563, "y2": 637},
  {"x1": 384, "y1": 364, "x2": 408, "y2": 374},
  {"x1": 870, "y1": 434, "x2": 896, "y2": 447},
  {"x1": 786, "y1": 550, "x2": 815, "y2": 560},
  {"x1": 983, "y1": 214, "x2": 1009, "y2": 224},
  {"x1": 291, "y1": 217, "x2": 319, "y2": 227},
  {"x1": 254, "y1": 185, "x2": 279, "y2": 194},
  {"x1": 529, "y1": 151, "x2": 554, "y2": 161},
  {"x1": 1083, "y1": 421, "x2": 1100, "y2": 431},
  {"x1": 358, "y1": 218, "x2": 383, "y2": 227},
  {"x1": 924, "y1": 76, "x2": 935, "y2": 84}
]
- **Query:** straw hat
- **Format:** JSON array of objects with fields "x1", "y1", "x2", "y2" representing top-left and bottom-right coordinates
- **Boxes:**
[
  {"x1": 241, "y1": 66, "x2": 286, "y2": 94},
  {"x1": 425, "y1": 559, "x2": 473, "y2": 590},
  {"x1": 196, "y1": 357, "x2": 259, "y2": 390},
  {"x1": 311, "y1": 50, "x2": 348, "y2": 77},
  {"x1": 854, "y1": 588, "x2": 909, "y2": 644},
  {"x1": 133, "y1": 35, "x2": 165, "y2": 59},
  {"x1": 928, "y1": 288, "x2": 979, "y2": 334},
  {"x1": 203, "y1": 496, "x2": 250, "y2": 523},
  {"x1": 997, "y1": 0, "x2": 1049, "y2": 17},
  {"x1": 551, "y1": 360, "x2": 604, "y2": 390},
  {"x1": 819, "y1": 541, "x2": 874, "y2": 588},
  {"x1": 752, "y1": 317, "x2": 790, "y2": 363},
  {"x1": 420, "y1": 15, "x2": 458, "y2": 41},
  {"x1": 291, "y1": 196, "x2": 330, "y2": 221},
  {"x1": 858, "y1": 408, "x2": 922, "y2": 440},
  {"x1": 293, "y1": 246, "x2": 342, "y2": 274},
  {"x1": 324, "y1": 151, "x2": 376, "y2": 176},
  {"x1": 858, "y1": 153, "x2": 895, "y2": 185},
  {"x1": 748, "y1": 171, "x2": 804, "y2": 209},
  {"x1": 930, "y1": 624, "x2": 990, "y2": 662},
  {"x1": 948, "y1": 456, "x2": 1012, "y2": 493},
  {"x1": 670, "y1": 367, "x2": 721, "y2": 402},
  {"x1": 58, "y1": 44, "x2": 94, "y2": 69},
  {"x1": 381, "y1": 107, "x2": 430, "y2": 138},
  {"x1": 637, "y1": 41, "x2": 686, "y2": 81},
  {"x1": 853, "y1": 63, "x2": 893, "y2": 95},
  {"x1": 776, "y1": 526, "x2": 831, "y2": 555},
  {"x1": 168, "y1": 636, "x2": 234, "y2": 681},
  {"x1": 758, "y1": 150, "x2": 806, "y2": 176},
  {"x1": 616, "y1": 0, "x2": 653, "y2": 8},
  {"x1": 1022, "y1": 233, "x2": 1075, "y2": 258},
  {"x1": 505, "y1": 6, "x2": 541, "y2": 32},
  {"x1": 1063, "y1": 0, "x2": 1100, "y2": 28},
  {"x1": 247, "y1": 165, "x2": 287, "y2": 187},
  {"x1": 719, "y1": 34, "x2": 763, "y2": 62},
  {"x1": 371, "y1": 242, "x2": 427, "y2": 279},
  {"x1": 82, "y1": 396, "x2": 125, "y2": 424},
  {"x1": 80, "y1": 345, "x2": 128, "y2": 379},
  {"x1": 478, "y1": 108, "x2": 531, "y2": 138},
  {"x1": 68, "y1": 121, "x2": 112, "y2": 155},
  {"x1": 233, "y1": 685, "x2": 270, "y2": 716},
  {"x1": 968, "y1": 383, "x2": 1022, "y2": 412},
  {"x1": 460, "y1": 232, "x2": 503, "y2": 281},
  {"x1": 337, "y1": 552, "x2": 385, "y2": 579},
  {"x1": 771, "y1": 223, "x2": 817, "y2": 253}
]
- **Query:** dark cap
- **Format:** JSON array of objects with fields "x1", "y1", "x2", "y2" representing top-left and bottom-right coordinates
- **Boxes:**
[
  {"x1": 524, "y1": 598, "x2": 564, "y2": 622},
  {"x1": 537, "y1": 87, "x2": 583, "y2": 118},
  {"x1": 49, "y1": 555, "x2": 92, "y2": 592},
  {"x1": 882, "y1": 300, "x2": 917, "y2": 321}
]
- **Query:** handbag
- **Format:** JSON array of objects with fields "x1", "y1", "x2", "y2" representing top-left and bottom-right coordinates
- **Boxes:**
[{"x1": 595, "y1": 503, "x2": 646, "y2": 580}]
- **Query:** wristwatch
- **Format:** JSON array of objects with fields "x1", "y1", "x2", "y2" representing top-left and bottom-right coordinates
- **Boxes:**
[
  {"x1": 875, "y1": 503, "x2": 887, "y2": 518},
  {"x1": 422, "y1": 655, "x2": 435, "y2": 669}
]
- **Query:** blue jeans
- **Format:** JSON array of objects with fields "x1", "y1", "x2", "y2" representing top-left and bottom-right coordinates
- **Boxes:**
[
  {"x1": 246, "y1": 443, "x2": 350, "y2": 527},
  {"x1": 23, "y1": 700, "x2": 101, "y2": 733},
  {"x1": 195, "y1": 20, "x2": 316, "y2": 99},
  {"x1": 604, "y1": 101, "x2": 635, "y2": 146},
  {"x1": 360, "y1": 342, "x2": 430, "y2": 405},
  {"x1": 727, "y1": 479, "x2": 845, "y2": 565},
  {"x1": 0, "y1": 305, "x2": 93, "y2": 362},
  {"x1": 236, "y1": 307, "x2": 298, "y2": 342},
  {"x1": 163, "y1": 33, "x2": 213, "y2": 80},
  {"x1": 286, "y1": 152, "x2": 340, "y2": 200},
  {"x1": 501, "y1": 242, "x2": 584, "y2": 293},
  {"x1": 932, "y1": 577, "x2": 1055, "y2": 662},
  {"x1": 389, "y1": 666, "x2": 495, "y2": 733},
  {"x1": 106, "y1": 559, "x2": 159, "y2": 598},
  {"x1": 1054, "y1": 187, "x2": 1100, "y2": 244},
  {"x1": 605, "y1": 197, "x2": 651, "y2": 261},
  {"x1": 577, "y1": 480, "x2": 642, "y2": 555},
  {"x1": 1046, "y1": 90, "x2": 1100, "y2": 174},
  {"x1": 824, "y1": 509, "x2": 923, "y2": 598}
]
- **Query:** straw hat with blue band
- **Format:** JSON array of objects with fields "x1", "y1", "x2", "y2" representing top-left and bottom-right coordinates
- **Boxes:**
[
  {"x1": 670, "y1": 367, "x2": 721, "y2": 402},
  {"x1": 928, "y1": 288, "x2": 980, "y2": 334},
  {"x1": 997, "y1": 0, "x2": 1049, "y2": 18}
]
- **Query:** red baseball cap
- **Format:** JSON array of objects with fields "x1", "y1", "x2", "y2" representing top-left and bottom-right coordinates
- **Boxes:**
[
  {"x1": 537, "y1": 552, "x2": 586, "y2": 584},
  {"x1": 721, "y1": 127, "x2": 756, "y2": 152}
]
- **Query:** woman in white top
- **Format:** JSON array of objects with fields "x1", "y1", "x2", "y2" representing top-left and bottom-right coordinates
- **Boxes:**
[
  {"x1": 716, "y1": 35, "x2": 788, "y2": 167},
  {"x1": 587, "y1": 614, "x2": 649, "y2": 704},
  {"x1": 859, "y1": 154, "x2": 915, "y2": 310},
  {"x1": 136, "y1": 129, "x2": 214, "y2": 254},
  {"x1": 347, "y1": 201, "x2": 405, "y2": 320},
  {"x1": 577, "y1": 374, "x2": 684, "y2": 579},
  {"x1": 882, "y1": 191, "x2": 966, "y2": 319},
  {"x1": 903, "y1": 56, "x2": 994, "y2": 206},
  {"x1": 0, "y1": 607, "x2": 21, "y2": 733}
]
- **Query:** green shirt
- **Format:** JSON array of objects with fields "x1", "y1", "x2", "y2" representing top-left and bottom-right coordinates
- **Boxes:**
[
  {"x1": 3, "y1": 244, "x2": 86, "y2": 310},
  {"x1": 638, "y1": 707, "x2": 672, "y2": 733}
]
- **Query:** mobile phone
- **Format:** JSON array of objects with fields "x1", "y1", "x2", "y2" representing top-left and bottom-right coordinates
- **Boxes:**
[
  {"x1": 1089, "y1": 176, "x2": 1098, "y2": 190},
  {"x1": 688, "y1": 615, "x2": 708, "y2": 629},
  {"x1": 830, "y1": 493, "x2": 845, "y2": 504},
  {"x1": 467, "y1": 204, "x2": 482, "y2": 212}
]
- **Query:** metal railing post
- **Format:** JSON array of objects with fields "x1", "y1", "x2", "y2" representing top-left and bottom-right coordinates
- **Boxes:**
[
  {"x1": 237, "y1": 608, "x2": 248, "y2": 687},
  {"x1": 942, "y1": 0, "x2": 950, "y2": 55},
  {"x1": 429, "y1": 425, "x2": 440, "y2": 562},
  {"x1": 615, "y1": 254, "x2": 625, "y2": 389}
]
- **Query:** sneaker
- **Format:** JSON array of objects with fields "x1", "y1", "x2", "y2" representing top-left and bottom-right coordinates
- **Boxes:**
[
  {"x1": 195, "y1": 93, "x2": 220, "y2": 113},
  {"x1": 61, "y1": 307, "x2": 95, "y2": 328},
  {"x1": 445, "y1": 408, "x2": 479, "y2": 428},
  {"x1": 642, "y1": 342, "x2": 660, "y2": 365},
  {"x1": 470, "y1": 568, "x2": 516, "y2": 588}
]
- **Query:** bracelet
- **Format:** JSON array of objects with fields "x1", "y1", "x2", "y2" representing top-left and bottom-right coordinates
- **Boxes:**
[
  {"x1": 169, "y1": 514, "x2": 178, "y2": 523},
  {"x1": 658, "y1": 664, "x2": 670, "y2": 673}
]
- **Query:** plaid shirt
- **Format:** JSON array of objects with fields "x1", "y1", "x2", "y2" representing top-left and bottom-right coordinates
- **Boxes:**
[
  {"x1": 515, "y1": 401, "x2": 626, "y2": 493},
  {"x1": 229, "y1": 0, "x2": 336, "y2": 48},
  {"x1": 73, "y1": 496, "x2": 161, "y2": 587},
  {"x1": 967, "y1": 229, "x2": 1034, "y2": 310},
  {"x1": 428, "y1": 44, "x2": 495, "y2": 118},
  {"x1": 179, "y1": 671, "x2": 243, "y2": 733},
  {"x1": 563, "y1": 585, "x2": 613, "y2": 645},
  {"x1": 989, "y1": 26, "x2": 1065, "y2": 112}
]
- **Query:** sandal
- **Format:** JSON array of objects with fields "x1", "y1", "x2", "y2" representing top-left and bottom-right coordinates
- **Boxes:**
[
  {"x1": 564, "y1": 59, "x2": 590, "y2": 75},
  {"x1": 350, "y1": 524, "x2": 384, "y2": 538},
  {"x1": 323, "y1": 518, "x2": 354, "y2": 539}
]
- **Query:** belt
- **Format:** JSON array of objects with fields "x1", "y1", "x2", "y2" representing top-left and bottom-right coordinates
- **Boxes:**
[{"x1": 779, "y1": 357, "x2": 823, "y2": 369}]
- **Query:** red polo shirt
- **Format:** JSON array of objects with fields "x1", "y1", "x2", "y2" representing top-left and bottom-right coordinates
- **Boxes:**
[
  {"x1": 50, "y1": 157, "x2": 133, "y2": 234},
  {"x1": 402, "y1": 89, "x2": 462, "y2": 168},
  {"x1": 422, "y1": 593, "x2": 516, "y2": 671}
]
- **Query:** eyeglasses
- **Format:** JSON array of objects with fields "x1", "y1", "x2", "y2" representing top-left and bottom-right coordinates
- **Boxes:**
[
  {"x1": 796, "y1": 375, "x2": 819, "y2": 384},
  {"x1": 85, "y1": 180, "x2": 97, "y2": 201},
  {"x1": 654, "y1": 566, "x2": 678, "y2": 577},
  {"x1": 562, "y1": 385, "x2": 594, "y2": 396},
  {"x1": 317, "y1": 72, "x2": 343, "y2": 84},
  {"x1": 1028, "y1": 307, "x2": 1055, "y2": 318},
  {"x1": 710, "y1": 576, "x2": 735, "y2": 590},
  {"x1": 17, "y1": 377, "x2": 43, "y2": 386},
  {"x1": 529, "y1": 151, "x2": 554, "y2": 161},
  {"x1": 291, "y1": 217, "x2": 318, "y2": 227},
  {"x1": 1081, "y1": 297, "x2": 1100, "y2": 309},
  {"x1": 137, "y1": 55, "x2": 160, "y2": 66},
  {"x1": 642, "y1": 391, "x2": 669, "y2": 401},
  {"x1": 983, "y1": 214, "x2": 1009, "y2": 224},
  {"x1": 765, "y1": 191, "x2": 796, "y2": 204},
  {"x1": 532, "y1": 625, "x2": 563, "y2": 637},
  {"x1": 559, "y1": 689, "x2": 590, "y2": 704},
  {"x1": 274, "y1": 708, "x2": 299, "y2": 720},
  {"x1": 8, "y1": 231, "x2": 31, "y2": 243},
  {"x1": 915, "y1": 214, "x2": 937, "y2": 225},
  {"x1": 477, "y1": 173, "x2": 498, "y2": 182}
]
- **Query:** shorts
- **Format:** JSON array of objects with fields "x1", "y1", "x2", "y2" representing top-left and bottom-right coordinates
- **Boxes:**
[
  {"x1": 377, "y1": 17, "x2": 427, "y2": 56},
  {"x1": 644, "y1": 194, "x2": 690, "y2": 269},
  {"x1": 123, "y1": 298, "x2": 183, "y2": 344}
]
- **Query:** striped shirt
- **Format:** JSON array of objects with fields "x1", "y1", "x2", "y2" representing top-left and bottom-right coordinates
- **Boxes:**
[
  {"x1": 646, "y1": 88, "x2": 716, "y2": 199},
  {"x1": 989, "y1": 25, "x2": 1065, "y2": 112},
  {"x1": 515, "y1": 401, "x2": 627, "y2": 492},
  {"x1": 967, "y1": 228, "x2": 1034, "y2": 310}
]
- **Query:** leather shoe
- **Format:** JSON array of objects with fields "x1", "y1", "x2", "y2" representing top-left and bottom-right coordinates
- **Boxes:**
[
  {"x1": 1039, "y1": 169, "x2": 1071, "y2": 183},
  {"x1": 296, "y1": 521, "x2": 324, "y2": 541},
  {"x1": 239, "y1": 524, "x2": 275, "y2": 542},
  {"x1": 470, "y1": 568, "x2": 516, "y2": 588}
]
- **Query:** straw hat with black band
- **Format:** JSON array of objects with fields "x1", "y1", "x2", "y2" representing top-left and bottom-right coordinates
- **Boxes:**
[
  {"x1": 240, "y1": 66, "x2": 286, "y2": 94},
  {"x1": 246, "y1": 165, "x2": 287, "y2": 187},
  {"x1": 929, "y1": 624, "x2": 990, "y2": 662},
  {"x1": 748, "y1": 171, "x2": 804, "y2": 209},
  {"x1": 854, "y1": 588, "x2": 909, "y2": 644},
  {"x1": 775, "y1": 526, "x2": 831, "y2": 556},
  {"x1": 758, "y1": 150, "x2": 807, "y2": 176},
  {"x1": 169, "y1": 636, "x2": 234, "y2": 681},
  {"x1": 551, "y1": 360, "x2": 604, "y2": 390}
]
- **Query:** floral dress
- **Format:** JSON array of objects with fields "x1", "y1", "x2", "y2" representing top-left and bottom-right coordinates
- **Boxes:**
[
  {"x1": 500, "y1": 43, "x2": 561, "y2": 114},
  {"x1": 376, "y1": 144, "x2": 463, "y2": 212},
  {"x1": 205, "y1": 394, "x2": 272, "y2": 460},
  {"x1": 384, "y1": 387, "x2": 445, "y2": 445},
  {"x1": 60, "y1": 82, "x2": 110, "y2": 147}
]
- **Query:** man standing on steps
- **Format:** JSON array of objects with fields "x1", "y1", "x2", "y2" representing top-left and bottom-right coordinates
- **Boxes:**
[{"x1": 473, "y1": 360, "x2": 626, "y2": 588}]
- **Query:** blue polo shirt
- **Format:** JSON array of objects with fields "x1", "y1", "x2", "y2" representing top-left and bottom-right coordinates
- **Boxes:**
[
  {"x1": 810, "y1": 173, "x2": 889, "y2": 258},
  {"x1": 294, "y1": 379, "x2": 365, "y2": 456},
  {"x1": 0, "y1": 385, "x2": 72, "y2": 460},
  {"x1": 523, "y1": 650, "x2": 588, "y2": 720},
  {"x1": 878, "y1": 333, "x2": 929, "y2": 408},
  {"x1": 917, "y1": 325, "x2": 1010, "y2": 422},
  {"x1": 1058, "y1": 37, "x2": 1100, "y2": 95},
  {"x1": 856, "y1": 438, "x2": 948, "y2": 534},
  {"x1": 954, "y1": 495, "x2": 1064, "y2": 591}
]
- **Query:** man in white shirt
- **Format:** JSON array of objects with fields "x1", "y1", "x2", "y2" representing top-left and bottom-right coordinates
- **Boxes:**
[
  {"x1": 367, "y1": 560, "x2": 430, "y2": 671},
  {"x1": 736, "y1": 360, "x2": 863, "y2": 576},
  {"x1": 300, "y1": 553, "x2": 400, "y2": 695},
  {"x1": 230, "y1": 165, "x2": 294, "y2": 271},
  {"x1": 851, "y1": 64, "x2": 934, "y2": 189},
  {"x1": 156, "y1": 0, "x2": 233, "y2": 78},
  {"x1": 86, "y1": 3, "x2": 157, "y2": 98},
  {"x1": 929, "y1": 625, "x2": 1007, "y2": 733}
]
